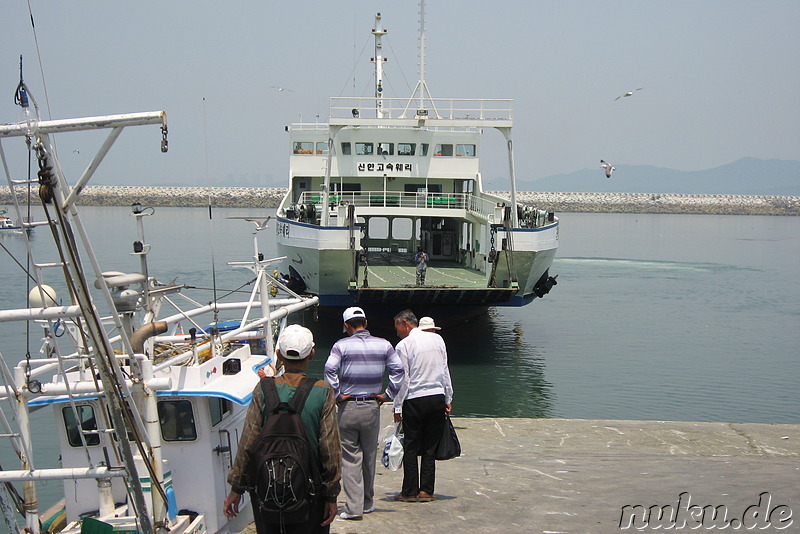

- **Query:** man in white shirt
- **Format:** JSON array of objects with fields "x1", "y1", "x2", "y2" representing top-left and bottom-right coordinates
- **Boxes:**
[{"x1": 392, "y1": 310, "x2": 453, "y2": 502}]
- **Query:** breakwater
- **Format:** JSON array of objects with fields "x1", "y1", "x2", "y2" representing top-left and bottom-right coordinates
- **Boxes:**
[{"x1": 2, "y1": 186, "x2": 798, "y2": 215}]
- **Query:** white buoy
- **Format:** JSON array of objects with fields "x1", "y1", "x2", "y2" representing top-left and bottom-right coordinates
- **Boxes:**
[{"x1": 29, "y1": 285, "x2": 59, "y2": 308}]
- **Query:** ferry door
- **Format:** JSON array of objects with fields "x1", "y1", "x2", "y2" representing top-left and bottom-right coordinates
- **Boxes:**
[{"x1": 430, "y1": 231, "x2": 456, "y2": 260}]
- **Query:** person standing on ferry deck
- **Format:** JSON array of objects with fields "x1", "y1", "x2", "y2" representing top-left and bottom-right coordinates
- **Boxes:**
[
  {"x1": 324, "y1": 307, "x2": 405, "y2": 520},
  {"x1": 414, "y1": 246, "x2": 429, "y2": 286},
  {"x1": 392, "y1": 309, "x2": 453, "y2": 503}
]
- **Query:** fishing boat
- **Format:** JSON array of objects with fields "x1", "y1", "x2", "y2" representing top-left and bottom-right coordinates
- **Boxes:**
[
  {"x1": 0, "y1": 80, "x2": 318, "y2": 533},
  {"x1": 276, "y1": 7, "x2": 559, "y2": 310},
  {"x1": 0, "y1": 208, "x2": 30, "y2": 232}
]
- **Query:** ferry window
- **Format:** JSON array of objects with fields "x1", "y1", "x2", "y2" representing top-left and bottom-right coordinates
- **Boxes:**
[
  {"x1": 355, "y1": 142, "x2": 374, "y2": 155},
  {"x1": 209, "y1": 397, "x2": 232, "y2": 427},
  {"x1": 158, "y1": 400, "x2": 197, "y2": 442},
  {"x1": 404, "y1": 184, "x2": 440, "y2": 194},
  {"x1": 398, "y1": 143, "x2": 415, "y2": 156},
  {"x1": 434, "y1": 144, "x2": 453, "y2": 156},
  {"x1": 420, "y1": 144, "x2": 429, "y2": 156},
  {"x1": 341, "y1": 142, "x2": 352, "y2": 155},
  {"x1": 293, "y1": 142, "x2": 314, "y2": 154},
  {"x1": 456, "y1": 144, "x2": 476, "y2": 157},
  {"x1": 404, "y1": 184, "x2": 428, "y2": 194},
  {"x1": 315, "y1": 142, "x2": 329, "y2": 155},
  {"x1": 368, "y1": 217, "x2": 389, "y2": 239},
  {"x1": 63, "y1": 405, "x2": 101, "y2": 447},
  {"x1": 377, "y1": 143, "x2": 394, "y2": 156},
  {"x1": 392, "y1": 218, "x2": 413, "y2": 240}
]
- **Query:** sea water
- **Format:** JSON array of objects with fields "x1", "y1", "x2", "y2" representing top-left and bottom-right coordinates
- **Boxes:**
[{"x1": 1, "y1": 207, "x2": 798, "y2": 514}]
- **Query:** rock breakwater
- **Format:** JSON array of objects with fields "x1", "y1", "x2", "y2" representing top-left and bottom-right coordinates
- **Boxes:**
[{"x1": 2, "y1": 186, "x2": 798, "y2": 215}]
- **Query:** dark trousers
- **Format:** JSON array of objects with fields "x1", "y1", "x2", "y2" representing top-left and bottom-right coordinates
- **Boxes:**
[
  {"x1": 401, "y1": 394, "x2": 446, "y2": 496},
  {"x1": 251, "y1": 493, "x2": 329, "y2": 534}
]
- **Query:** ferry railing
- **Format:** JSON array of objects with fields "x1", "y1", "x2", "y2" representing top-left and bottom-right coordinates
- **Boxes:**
[
  {"x1": 297, "y1": 191, "x2": 500, "y2": 220},
  {"x1": 328, "y1": 97, "x2": 513, "y2": 121}
]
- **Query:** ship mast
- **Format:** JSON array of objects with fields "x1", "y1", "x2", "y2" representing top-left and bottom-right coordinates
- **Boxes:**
[
  {"x1": 408, "y1": 0, "x2": 437, "y2": 117},
  {"x1": 371, "y1": 13, "x2": 388, "y2": 119}
]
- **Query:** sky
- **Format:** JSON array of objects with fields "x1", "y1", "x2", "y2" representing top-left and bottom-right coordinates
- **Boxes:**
[{"x1": 1, "y1": 1, "x2": 799, "y2": 189}]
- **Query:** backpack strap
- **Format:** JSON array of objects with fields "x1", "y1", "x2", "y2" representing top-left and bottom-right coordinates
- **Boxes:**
[
  {"x1": 260, "y1": 375, "x2": 317, "y2": 418},
  {"x1": 289, "y1": 376, "x2": 317, "y2": 414},
  {"x1": 259, "y1": 377, "x2": 282, "y2": 420}
]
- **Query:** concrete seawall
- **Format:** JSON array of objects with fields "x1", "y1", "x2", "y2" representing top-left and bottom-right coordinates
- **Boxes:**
[{"x1": 2, "y1": 186, "x2": 799, "y2": 215}]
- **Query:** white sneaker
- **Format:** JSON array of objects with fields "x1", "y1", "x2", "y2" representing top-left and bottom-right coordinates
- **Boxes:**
[
  {"x1": 339, "y1": 512, "x2": 363, "y2": 521},
  {"x1": 364, "y1": 506, "x2": 375, "y2": 514}
]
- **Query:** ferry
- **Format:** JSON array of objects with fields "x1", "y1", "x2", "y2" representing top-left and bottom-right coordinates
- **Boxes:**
[{"x1": 275, "y1": 10, "x2": 559, "y2": 309}]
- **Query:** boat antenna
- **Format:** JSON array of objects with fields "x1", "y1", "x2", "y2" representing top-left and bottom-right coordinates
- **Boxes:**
[
  {"x1": 418, "y1": 0, "x2": 426, "y2": 108},
  {"x1": 407, "y1": 0, "x2": 437, "y2": 117},
  {"x1": 202, "y1": 98, "x2": 220, "y2": 328},
  {"x1": 371, "y1": 13, "x2": 388, "y2": 118},
  {"x1": 23, "y1": 1, "x2": 53, "y2": 121}
]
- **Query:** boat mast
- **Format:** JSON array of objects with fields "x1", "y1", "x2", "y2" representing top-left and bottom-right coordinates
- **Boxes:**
[
  {"x1": 418, "y1": 0, "x2": 426, "y2": 111},
  {"x1": 407, "y1": 0, "x2": 437, "y2": 117},
  {"x1": 372, "y1": 13, "x2": 388, "y2": 119}
]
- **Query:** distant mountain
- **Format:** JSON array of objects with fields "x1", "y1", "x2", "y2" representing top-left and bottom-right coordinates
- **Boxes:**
[{"x1": 516, "y1": 158, "x2": 800, "y2": 196}]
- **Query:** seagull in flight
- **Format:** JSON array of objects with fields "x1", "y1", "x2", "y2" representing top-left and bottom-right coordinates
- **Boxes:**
[
  {"x1": 228, "y1": 216, "x2": 272, "y2": 232},
  {"x1": 600, "y1": 160, "x2": 615, "y2": 178},
  {"x1": 614, "y1": 88, "x2": 643, "y2": 101}
]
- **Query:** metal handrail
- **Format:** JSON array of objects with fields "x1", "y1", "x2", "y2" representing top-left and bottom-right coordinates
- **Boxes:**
[{"x1": 296, "y1": 190, "x2": 500, "y2": 219}]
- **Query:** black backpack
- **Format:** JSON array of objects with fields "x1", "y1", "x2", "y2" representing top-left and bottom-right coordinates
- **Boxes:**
[{"x1": 249, "y1": 376, "x2": 321, "y2": 527}]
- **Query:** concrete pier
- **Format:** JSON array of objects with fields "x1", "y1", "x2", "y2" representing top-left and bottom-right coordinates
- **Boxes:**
[{"x1": 238, "y1": 409, "x2": 799, "y2": 533}]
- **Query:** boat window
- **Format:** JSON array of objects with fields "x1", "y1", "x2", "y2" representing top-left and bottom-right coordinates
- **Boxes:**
[
  {"x1": 355, "y1": 142, "x2": 374, "y2": 155},
  {"x1": 331, "y1": 183, "x2": 362, "y2": 200},
  {"x1": 209, "y1": 397, "x2": 232, "y2": 427},
  {"x1": 377, "y1": 143, "x2": 394, "y2": 156},
  {"x1": 404, "y1": 184, "x2": 427, "y2": 194},
  {"x1": 392, "y1": 218, "x2": 413, "y2": 240},
  {"x1": 421, "y1": 144, "x2": 429, "y2": 156},
  {"x1": 398, "y1": 143, "x2": 415, "y2": 156},
  {"x1": 63, "y1": 405, "x2": 101, "y2": 447},
  {"x1": 340, "y1": 142, "x2": 352, "y2": 155},
  {"x1": 403, "y1": 184, "x2": 441, "y2": 194},
  {"x1": 434, "y1": 144, "x2": 453, "y2": 156},
  {"x1": 315, "y1": 142, "x2": 329, "y2": 155},
  {"x1": 293, "y1": 142, "x2": 314, "y2": 154},
  {"x1": 158, "y1": 400, "x2": 198, "y2": 442},
  {"x1": 456, "y1": 144, "x2": 476, "y2": 157},
  {"x1": 368, "y1": 217, "x2": 389, "y2": 239}
]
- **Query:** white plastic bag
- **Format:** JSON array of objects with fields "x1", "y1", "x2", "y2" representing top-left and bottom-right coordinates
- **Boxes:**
[{"x1": 380, "y1": 423, "x2": 403, "y2": 471}]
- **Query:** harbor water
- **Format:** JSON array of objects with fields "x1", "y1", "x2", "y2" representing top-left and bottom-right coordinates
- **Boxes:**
[{"x1": 1, "y1": 206, "x2": 798, "y2": 514}]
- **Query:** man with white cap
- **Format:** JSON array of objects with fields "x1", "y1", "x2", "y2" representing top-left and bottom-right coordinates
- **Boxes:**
[
  {"x1": 392, "y1": 310, "x2": 453, "y2": 503},
  {"x1": 224, "y1": 324, "x2": 342, "y2": 533},
  {"x1": 324, "y1": 307, "x2": 405, "y2": 520}
]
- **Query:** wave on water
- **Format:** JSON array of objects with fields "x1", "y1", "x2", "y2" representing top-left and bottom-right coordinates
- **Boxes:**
[{"x1": 556, "y1": 256, "x2": 761, "y2": 274}]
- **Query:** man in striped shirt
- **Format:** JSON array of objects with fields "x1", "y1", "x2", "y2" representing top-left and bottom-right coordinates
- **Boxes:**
[{"x1": 324, "y1": 307, "x2": 405, "y2": 520}]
